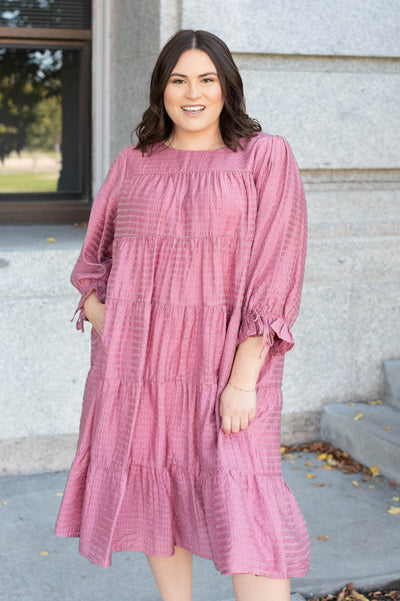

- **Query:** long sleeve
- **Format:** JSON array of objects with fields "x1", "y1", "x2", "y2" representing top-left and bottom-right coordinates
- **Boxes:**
[
  {"x1": 71, "y1": 148, "x2": 128, "y2": 331},
  {"x1": 237, "y1": 135, "x2": 307, "y2": 360}
]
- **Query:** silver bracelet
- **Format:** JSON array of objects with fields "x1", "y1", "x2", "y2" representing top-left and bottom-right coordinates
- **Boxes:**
[{"x1": 227, "y1": 380, "x2": 256, "y2": 393}]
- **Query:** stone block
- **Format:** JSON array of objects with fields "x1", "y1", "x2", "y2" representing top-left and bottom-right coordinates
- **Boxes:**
[
  {"x1": 0, "y1": 225, "x2": 85, "y2": 298},
  {"x1": 320, "y1": 402, "x2": 400, "y2": 482},
  {"x1": 241, "y1": 69, "x2": 400, "y2": 169},
  {"x1": 112, "y1": 0, "x2": 160, "y2": 57},
  {"x1": 306, "y1": 186, "x2": 400, "y2": 240},
  {"x1": 281, "y1": 283, "x2": 353, "y2": 413},
  {"x1": 350, "y1": 283, "x2": 400, "y2": 398},
  {"x1": 182, "y1": 0, "x2": 400, "y2": 57},
  {"x1": 382, "y1": 359, "x2": 400, "y2": 409},
  {"x1": 281, "y1": 410, "x2": 321, "y2": 445},
  {"x1": 305, "y1": 236, "x2": 400, "y2": 286},
  {"x1": 0, "y1": 296, "x2": 90, "y2": 439},
  {"x1": 0, "y1": 433, "x2": 78, "y2": 476},
  {"x1": 110, "y1": 53, "x2": 159, "y2": 158}
]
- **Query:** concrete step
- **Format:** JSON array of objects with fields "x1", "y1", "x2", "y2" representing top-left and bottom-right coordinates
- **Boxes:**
[
  {"x1": 225, "y1": 596, "x2": 305, "y2": 601},
  {"x1": 383, "y1": 359, "x2": 400, "y2": 409},
  {"x1": 320, "y1": 401, "x2": 400, "y2": 482}
]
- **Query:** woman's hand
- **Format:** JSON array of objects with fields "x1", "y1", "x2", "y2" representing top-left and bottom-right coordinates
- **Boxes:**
[
  {"x1": 219, "y1": 382, "x2": 257, "y2": 434},
  {"x1": 83, "y1": 290, "x2": 106, "y2": 337}
]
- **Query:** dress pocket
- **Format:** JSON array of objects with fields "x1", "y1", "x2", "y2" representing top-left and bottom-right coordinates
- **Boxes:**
[{"x1": 99, "y1": 299, "x2": 110, "y2": 342}]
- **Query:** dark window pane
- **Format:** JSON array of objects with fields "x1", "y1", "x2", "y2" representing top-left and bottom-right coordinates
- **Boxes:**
[
  {"x1": 0, "y1": 0, "x2": 91, "y2": 29},
  {"x1": 0, "y1": 46, "x2": 83, "y2": 194}
]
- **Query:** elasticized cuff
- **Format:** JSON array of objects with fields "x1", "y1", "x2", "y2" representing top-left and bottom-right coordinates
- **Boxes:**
[
  {"x1": 237, "y1": 309, "x2": 294, "y2": 359},
  {"x1": 71, "y1": 301, "x2": 87, "y2": 333}
]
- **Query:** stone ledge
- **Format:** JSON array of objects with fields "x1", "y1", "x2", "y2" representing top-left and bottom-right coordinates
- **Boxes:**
[
  {"x1": 0, "y1": 411, "x2": 321, "y2": 476},
  {"x1": 0, "y1": 433, "x2": 79, "y2": 477},
  {"x1": 0, "y1": 225, "x2": 85, "y2": 252},
  {"x1": 281, "y1": 410, "x2": 321, "y2": 445}
]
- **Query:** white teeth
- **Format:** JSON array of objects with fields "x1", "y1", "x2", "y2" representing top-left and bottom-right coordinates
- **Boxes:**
[{"x1": 182, "y1": 106, "x2": 205, "y2": 112}]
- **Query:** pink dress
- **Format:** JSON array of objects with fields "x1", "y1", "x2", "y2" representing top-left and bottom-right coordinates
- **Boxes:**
[{"x1": 54, "y1": 131, "x2": 310, "y2": 578}]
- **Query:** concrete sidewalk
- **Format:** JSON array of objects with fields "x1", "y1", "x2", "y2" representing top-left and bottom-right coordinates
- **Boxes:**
[{"x1": 1, "y1": 450, "x2": 399, "y2": 601}]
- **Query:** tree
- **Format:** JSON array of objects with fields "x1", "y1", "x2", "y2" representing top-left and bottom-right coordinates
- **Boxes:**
[{"x1": 0, "y1": 47, "x2": 62, "y2": 162}]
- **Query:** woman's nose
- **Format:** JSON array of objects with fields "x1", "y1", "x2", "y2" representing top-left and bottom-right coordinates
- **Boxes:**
[{"x1": 185, "y1": 82, "x2": 201, "y2": 99}]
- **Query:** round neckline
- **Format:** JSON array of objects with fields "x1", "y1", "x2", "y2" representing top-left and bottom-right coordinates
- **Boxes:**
[{"x1": 161, "y1": 141, "x2": 229, "y2": 153}]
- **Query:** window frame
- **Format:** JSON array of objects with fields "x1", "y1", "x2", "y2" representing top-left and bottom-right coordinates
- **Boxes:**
[{"x1": 0, "y1": 27, "x2": 92, "y2": 224}]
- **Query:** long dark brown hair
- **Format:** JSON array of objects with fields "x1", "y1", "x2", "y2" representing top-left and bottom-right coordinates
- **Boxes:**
[{"x1": 132, "y1": 29, "x2": 261, "y2": 154}]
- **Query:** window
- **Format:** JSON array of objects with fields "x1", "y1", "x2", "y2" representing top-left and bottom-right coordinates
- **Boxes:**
[{"x1": 0, "y1": 0, "x2": 91, "y2": 223}]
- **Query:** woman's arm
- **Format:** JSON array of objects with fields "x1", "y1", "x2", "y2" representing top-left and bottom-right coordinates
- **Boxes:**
[
  {"x1": 230, "y1": 335, "x2": 269, "y2": 389},
  {"x1": 70, "y1": 148, "x2": 127, "y2": 332},
  {"x1": 219, "y1": 336, "x2": 269, "y2": 434}
]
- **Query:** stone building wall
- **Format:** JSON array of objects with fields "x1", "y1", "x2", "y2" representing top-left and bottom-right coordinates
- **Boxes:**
[{"x1": 1, "y1": 0, "x2": 399, "y2": 474}]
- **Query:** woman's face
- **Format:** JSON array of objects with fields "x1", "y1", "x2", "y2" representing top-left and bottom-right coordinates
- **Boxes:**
[{"x1": 163, "y1": 49, "x2": 224, "y2": 138}]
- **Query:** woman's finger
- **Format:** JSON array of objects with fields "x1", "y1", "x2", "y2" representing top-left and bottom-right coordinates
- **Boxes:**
[
  {"x1": 221, "y1": 415, "x2": 231, "y2": 434},
  {"x1": 231, "y1": 416, "x2": 241, "y2": 434},
  {"x1": 240, "y1": 415, "x2": 249, "y2": 430}
]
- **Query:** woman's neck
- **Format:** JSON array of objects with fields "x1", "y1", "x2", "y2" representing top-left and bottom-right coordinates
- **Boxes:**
[{"x1": 166, "y1": 129, "x2": 224, "y2": 151}]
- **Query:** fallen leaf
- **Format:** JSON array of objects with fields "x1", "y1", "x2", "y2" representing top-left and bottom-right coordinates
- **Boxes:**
[
  {"x1": 347, "y1": 402, "x2": 355, "y2": 406},
  {"x1": 326, "y1": 456, "x2": 338, "y2": 466},
  {"x1": 289, "y1": 460, "x2": 296, "y2": 464},
  {"x1": 305, "y1": 461, "x2": 312, "y2": 466},
  {"x1": 353, "y1": 593, "x2": 369, "y2": 601},
  {"x1": 389, "y1": 479, "x2": 398, "y2": 488},
  {"x1": 384, "y1": 425, "x2": 392, "y2": 430},
  {"x1": 352, "y1": 480, "x2": 359, "y2": 487},
  {"x1": 362, "y1": 475, "x2": 371, "y2": 482},
  {"x1": 370, "y1": 465, "x2": 380, "y2": 477},
  {"x1": 323, "y1": 464, "x2": 333, "y2": 470},
  {"x1": 369, "y1": 485, "x2": 375, "y2": 489},
  {"x1": 393, "y1": 496, "x2": 400, "y2": 501},
  {"x1": 317, "y1": 535, "x2": 329, "y2": 541},
  {"x1": 2, "y1": 500, "x2": 8, "y2": 506},
  {"x1": 55, "y1": 492, "x2": 63, "y2": 497},
  {"x1": 371, "y1": 400, "x2": 382, "y2": 405},
  {"x1": 46, "y1": 237, "x2": 55, "y2": 243},
  {"x1": 39, "y1": 551, "x2": 49, "y2": 556},
  {"x1": 283, "y1": 441, "x2": 373, "y2": 478},
  {"x1": 387, "y1": 506, "x2": 400, "y2": 514},
  {"x1": 292, "y1": 466, "x2": 298, "y2": 470},
  {"x1": 353, "y1": 412, "x2": 363, "y2": 420},
  {"x1": 280, "y1": 446, "x2": 286, "y2": 454},
  {"x1": 366, "y1": 413, "x2": 372, "y2": 418},
  {"x1": 306, "y1": 473, "x2": 316, "y2": 479},
  {"x1": 313, "y1": 483, "x2": 325, "y2": 487}
]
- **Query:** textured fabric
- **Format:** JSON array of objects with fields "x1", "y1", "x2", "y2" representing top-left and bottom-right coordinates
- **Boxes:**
[{"x1": 54, "y1": 132, "x2": 310, "y2": 578}]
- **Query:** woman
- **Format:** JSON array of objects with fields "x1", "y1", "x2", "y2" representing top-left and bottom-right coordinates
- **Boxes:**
[{"x1": 55, "y1": 29, "x2": 310, "y2": 601}]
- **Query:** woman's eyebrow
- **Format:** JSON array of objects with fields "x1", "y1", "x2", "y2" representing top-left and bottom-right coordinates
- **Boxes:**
[{"x1": 169, "y1": 71, "x2": 218, "y2": 78}]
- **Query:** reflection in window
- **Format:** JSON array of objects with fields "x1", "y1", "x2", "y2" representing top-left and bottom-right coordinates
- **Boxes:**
[
  {"x1": 0, "y1": 0, "x2": 91, "y2": 30},
  {"x1": 0, "y1": 47, "x2": 82, "y2": 193}
]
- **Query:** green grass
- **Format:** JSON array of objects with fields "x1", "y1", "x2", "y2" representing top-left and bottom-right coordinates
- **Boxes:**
[{"x1": 0, "y1": 173, "x2": 58, "y2": 193}]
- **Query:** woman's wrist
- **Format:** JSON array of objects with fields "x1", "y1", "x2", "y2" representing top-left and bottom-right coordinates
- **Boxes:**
[
  {"x1": 229, "y1": 335, "x2": 268, "y2": 390},
  {"x1": 227, "y1": 380, "x2": 256, "y2": 392},
  {"x1": 83, "y1": 290, "x2": 102, "y2": 321}
]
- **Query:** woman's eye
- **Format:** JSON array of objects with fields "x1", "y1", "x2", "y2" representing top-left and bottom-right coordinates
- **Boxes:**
[
  {"x1": 171, "y1": 78, "x2": 185, "y2": 84},
  {"x1": 202, "y1": 78, "x2": 214, "y2": 83}
]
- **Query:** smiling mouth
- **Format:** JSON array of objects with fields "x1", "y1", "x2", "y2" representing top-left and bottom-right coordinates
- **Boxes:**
[{"x1": 181, "y1": 105, "x2": 205, "y2": 113}]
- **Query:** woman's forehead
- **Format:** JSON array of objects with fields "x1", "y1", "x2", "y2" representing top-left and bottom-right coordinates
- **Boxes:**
[{"x1": 170, "y1": 49, "x2": 217, "y2": 75}]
